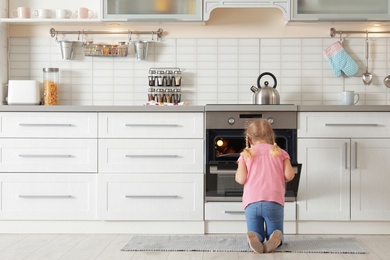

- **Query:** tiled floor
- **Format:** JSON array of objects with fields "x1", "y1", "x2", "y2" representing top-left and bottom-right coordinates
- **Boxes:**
[{"x1": 0, "y1": 234, "x2": 389, "y2": 259}]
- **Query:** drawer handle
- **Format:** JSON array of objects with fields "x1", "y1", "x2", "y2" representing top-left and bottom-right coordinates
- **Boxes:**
[
  {"x1": 125, "y1": 124, "x2": 179, "y2": 127},
  {"x1": 125, "y1": 195, "x2": 179, "y2": 199},
  {"x1": 19, "y1": 124, "x2": 73, "y2": 127},
  {"x1": 224, "y1": 211, "x2": 245, "y2": 214},
  {"x1": 325, "y1": 123, "x2": 379, "y2": 127},
  {"x1": 19, "y1": 195, "x2": 73, "y2": 199},
  {"x1": 19, "y1": 154, "x2": 72, "y2": 158},
  {"x1": 125, "y1": 155, "x2": 178, "y2": 158}
]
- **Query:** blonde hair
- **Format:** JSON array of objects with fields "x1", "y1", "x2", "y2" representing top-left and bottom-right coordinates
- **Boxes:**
[{"x1": 241, "y1": 119, "x2": 281, "y2": 158}]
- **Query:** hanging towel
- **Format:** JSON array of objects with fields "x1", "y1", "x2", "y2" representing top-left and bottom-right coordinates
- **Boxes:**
[{"x1": 323, "y1": 41, "x2": 359, "y2": 77}]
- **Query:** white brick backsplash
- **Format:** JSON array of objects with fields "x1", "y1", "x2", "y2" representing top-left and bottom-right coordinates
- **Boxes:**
[{"x1": 6, "y1": 36, "x2": 390, "y2": 105}]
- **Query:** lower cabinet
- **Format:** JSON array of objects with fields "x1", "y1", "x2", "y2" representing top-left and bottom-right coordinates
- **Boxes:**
[
  {"x1": 205, "y1": 202, "x2": 296, "y2": 221},
  {"x1": 98, "y1": 174, "x2": 204, "y2": 221},
  {"x1": 205, "y1": 202, "x2": 297, "y2": 234},
  {"x1": 0, "y1": 173, "x2": 97, "y2": 220},
  {"x1": 298, "y1": 138, "x2": 390, "y2": 221}
]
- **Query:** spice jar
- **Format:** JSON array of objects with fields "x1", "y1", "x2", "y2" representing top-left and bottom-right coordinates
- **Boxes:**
[
  {"x1": 148, "y1": 88, "x2": 155, "y2": 101},
  {"x1": 118, "y1": 42, "x2": 127, "y2": 56},
  {"x1": 156, "y1": 70, "x2": 165, "y2": 86},
  {"x1": 111, "y1": 44, "x2": 118, "y2": 55},
  {"x1": 148, "y1": 70, "x2": 156, "y2": 86},
  {"x1": 43, "y1": 68, "x2": 59, "y2": 105},
  {"x1": 174, "y1": 70, "x2": 182, "y2": 86},
  {"x1": 165, "y1": 70, "x2": 173, "y2": 86},
  {"x1": 173, "y1": 88, "x2": 181, "y2": 104},
  {"x1": 84, "y1": 41, "x2": 94, "y2": 55},
  {"x1": 156, "y1": 88, "x2": 165, "y2": 104},
  {"x1": 102, "y1": 45, "x2": 111, "y2": 55},
  {"x1": 165, "y1": 88, "x2": 173, "y2": 103}
]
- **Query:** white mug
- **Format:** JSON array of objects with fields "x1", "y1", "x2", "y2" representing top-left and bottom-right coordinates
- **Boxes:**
[
  {"x1": 11, "y1": 7, "x2": 31, "y2": 18},
  {"x1": 56, "y1": 9, "x2": 72, "y2": 19},
  {"x1": 34, "y1": 9, "x2": 51, "y2": 18},
  {"x1": 76, "y1": 7, "x2": 93, "y2": 19},
  {"x1": 341, "y1": 91, "x2": 359, "y2": 105}
]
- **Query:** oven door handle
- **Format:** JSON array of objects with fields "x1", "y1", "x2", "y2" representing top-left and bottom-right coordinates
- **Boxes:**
[{"x1": 209, "y1": 166, "x2": 237, "y2": 175}]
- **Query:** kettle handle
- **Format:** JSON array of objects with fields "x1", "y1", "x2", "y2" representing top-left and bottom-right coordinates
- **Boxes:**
[{"x1": 257, "y1": 72, "x2": 277, "y2": 89}]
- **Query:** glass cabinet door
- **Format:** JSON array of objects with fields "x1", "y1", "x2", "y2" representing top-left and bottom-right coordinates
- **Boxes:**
[
  {"x1": 292, "y1": 0, "x2": 390, "y2": 20},
  {"x1": 103, "y1": 0, "x2": 202, "y2": 21}
]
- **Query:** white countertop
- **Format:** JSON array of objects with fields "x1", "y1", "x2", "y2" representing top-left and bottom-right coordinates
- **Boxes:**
[{"x1": 0, "y1": 105, "x2": 389, "y2": 112}]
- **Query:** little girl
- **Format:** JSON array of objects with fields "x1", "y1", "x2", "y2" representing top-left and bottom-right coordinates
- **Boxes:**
[{"x1": 236, "y1": 119, "x2": 294, "y2": 254}]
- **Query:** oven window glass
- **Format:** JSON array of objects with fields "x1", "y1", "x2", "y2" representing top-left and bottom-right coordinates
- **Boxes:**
[{"x1": 213, "y1": 135, "x2": 288, "y2": 160}]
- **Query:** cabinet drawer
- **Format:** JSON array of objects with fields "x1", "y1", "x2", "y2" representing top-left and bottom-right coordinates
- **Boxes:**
[
  {"x1": 99, "y1": 139, "x2": 203, "y2": 173},
  {"x1": 0, "y1": 139, "x2": 97, "y2": 173},
  {"x1": 0, "y1": 174, "x2": 97, "y2": 220},
  {"x1": 298, "y1": 112, "x2": 390, "y2": 138},
  {"x1": 205, "y1": 202, "x2": 296, "y2": 221},
  {"x1": 98, "y1": 112, "x2": 203, "y2": 138},
  {"x1": 0, "y1": 112, "x2": 97, "y2": 138},
  {"x1": 98, "y1": 174, "x2": 203, "y2": 220}
]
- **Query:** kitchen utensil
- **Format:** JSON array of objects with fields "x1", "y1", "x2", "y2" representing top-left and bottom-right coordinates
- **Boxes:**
[
  {"x1": 384, "y1": 75, "x2": 390, "y2": 88},
  {"x1": 250, "y1": 72, "x2": 280, "y2": 105},
  {"x1": 362, "y1": 33, "x2": 373, "y2": 86},
  {"x1": 59, "y1": 40, "x2": 77, "y2": 60},
  {"x1": 134, "y1": 41, "x2": 150, "y2": 60}
]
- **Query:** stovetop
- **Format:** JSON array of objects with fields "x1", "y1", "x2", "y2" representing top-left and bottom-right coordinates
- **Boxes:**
[{"x1": 205, "y1": 104, "x2": 298, "y2": 112}]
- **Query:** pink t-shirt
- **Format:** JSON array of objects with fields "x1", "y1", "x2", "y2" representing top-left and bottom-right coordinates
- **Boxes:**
[{"x1": 237, "y1": 143, "x2": 290, "y2": 208}]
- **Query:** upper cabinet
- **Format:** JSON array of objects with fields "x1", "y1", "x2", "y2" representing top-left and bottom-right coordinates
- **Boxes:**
[
  {"x1": 102, "y1": 0, "x2": 202, "y2": 21},
  {"x1": 203, "y1": 0, "x2": 290, "y2": 21},
  {"x1": 291, "y1": 0, "x2": 390, "y2": 21}
]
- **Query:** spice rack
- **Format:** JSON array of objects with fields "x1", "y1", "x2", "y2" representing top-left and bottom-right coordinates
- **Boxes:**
[
  {"x1": 49, "y1": 28, "x2": 163, "y2": 59},
  {"x1": 84, "y1": 42, "x2": 129, "y2": 57},
  {"x1": 147, "y1": 67, "x2": 182, "y2": 105}
]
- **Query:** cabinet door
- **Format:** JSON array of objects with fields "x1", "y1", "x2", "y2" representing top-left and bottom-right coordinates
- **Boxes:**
[
  {"x1": 292, "y1": 0, "x2": 390, "y2": 20},
  {"x1": 0, "y1": 174, "x2": 97, "y2": 220},
  {"x1": 0, "y1": 112, "x2": 98, "y2": 138},
  {"x1": 297, "y1": 139, "x2": 350, "y2": 221},
  {"x1": 351, "y1": 139, "x2": 390, "y2": 221},
  {"x1": 0, "y1": 139, "x2": 97, "y2": 173},
  {"x1": 99, "y1": 139, "x2": 203, "y2": 173},
  {"x1": 99, "y1": 112, "x2": 203, "y2": 139},
  {"x1": 98, "y1": 174, "x2": 203, "y2": 220}
]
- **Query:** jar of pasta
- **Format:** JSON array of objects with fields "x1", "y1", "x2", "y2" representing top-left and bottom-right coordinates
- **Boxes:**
[{"x1": 43, "y1": 68, "x2": 59, "y2": 105}]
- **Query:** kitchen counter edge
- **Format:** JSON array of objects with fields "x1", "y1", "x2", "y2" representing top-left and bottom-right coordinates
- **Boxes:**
[
  {"x1": 0, "y1": 105, "x2": 389, "y2": 112},
  {"x1": 0, "y1": 105, "x2": 205, "y2": 112}
]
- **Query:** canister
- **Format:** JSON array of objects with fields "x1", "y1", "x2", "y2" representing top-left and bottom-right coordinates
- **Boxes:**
[{"x1": 43, "y1": 68, "x2": 59, "y2": 105}]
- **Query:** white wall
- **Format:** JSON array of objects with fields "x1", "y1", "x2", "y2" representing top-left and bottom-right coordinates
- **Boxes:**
[
  {"x1": 0, "y1": 0, "x2": 8, "y2": 104},
  {"x1": 9, "y1": 35, "x2": 390, "y2": 106},
  {"x1": 6, "y1": 8, "x2": 390, "y2": 106}
]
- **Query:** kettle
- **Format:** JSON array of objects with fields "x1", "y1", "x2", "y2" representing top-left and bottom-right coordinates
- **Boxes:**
[{"x1": 250, "y1": 72, "x2": 280, "y2": 105}]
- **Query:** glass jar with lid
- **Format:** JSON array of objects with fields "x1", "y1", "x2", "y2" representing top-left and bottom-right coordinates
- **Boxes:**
[
  {"x1": 118, "y1": 42, "x2": 127, "y2": 56},
  {"x1": 43, "y1": 68, "x2": 59, "y2": 105},
  {"x1": 84, "y1": 41, "x2": 94, "y2": 55}
]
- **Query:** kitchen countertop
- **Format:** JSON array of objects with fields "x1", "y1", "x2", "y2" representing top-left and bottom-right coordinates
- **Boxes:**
[
  {"x1": 297, "y1": 105, "x2": 390, "y2": 112},
  {"x1": 0, "y1": 105, "x2": 389, "y2": 112},
  {"x1": 0, "y1": 105, "x2": 205, "y2": 112}
]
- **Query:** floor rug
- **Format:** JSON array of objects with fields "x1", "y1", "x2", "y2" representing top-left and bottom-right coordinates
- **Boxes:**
[{"x1": 121, "y1": 235, "x2": 367, "y2": 254}]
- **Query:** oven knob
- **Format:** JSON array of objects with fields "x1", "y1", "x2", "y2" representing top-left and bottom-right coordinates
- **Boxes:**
[
  {"x1": 228, "y1": 117, "x2": 235, "y2": 125},
  {"x1": 267, "y1": 117, "x2": 274, "y2": 125}
]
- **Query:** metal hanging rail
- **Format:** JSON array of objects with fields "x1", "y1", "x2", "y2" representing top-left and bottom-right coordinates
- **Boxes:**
[
  {"x1": 49, "y1": 28, "x2": 164, "y2": 41},
  {"x1": 330, "y1": 27, "x2": 390, "y2": 37}
]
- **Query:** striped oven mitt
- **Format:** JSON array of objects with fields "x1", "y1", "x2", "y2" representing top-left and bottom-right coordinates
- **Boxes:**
[{"x1": 323, "y1": 41, "x2": 359, "y2": 77}]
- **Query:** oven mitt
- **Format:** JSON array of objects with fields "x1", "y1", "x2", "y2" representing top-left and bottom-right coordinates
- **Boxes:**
[{"x1": 323, "y1": 41, "x2": 359, "y2": 77}]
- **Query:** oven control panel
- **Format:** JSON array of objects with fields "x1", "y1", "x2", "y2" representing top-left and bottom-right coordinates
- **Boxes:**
[{"x1": 206, "y1": 111, "x2": 297, "y2": 130}]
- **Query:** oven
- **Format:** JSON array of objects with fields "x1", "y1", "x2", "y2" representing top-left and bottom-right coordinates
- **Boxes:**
[{"x1": 205, "y1": 105, "x2": 300, "y2": 202}]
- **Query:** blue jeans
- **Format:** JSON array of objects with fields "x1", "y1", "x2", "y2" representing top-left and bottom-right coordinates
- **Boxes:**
[{"x1": 245, "y1": 201, "x2": 284, "y2": 243}]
